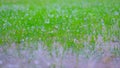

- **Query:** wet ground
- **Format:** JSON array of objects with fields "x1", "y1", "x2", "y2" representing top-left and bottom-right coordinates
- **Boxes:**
[{"x1": 0, "y1": 41, "x2": 120, "y2": 68}]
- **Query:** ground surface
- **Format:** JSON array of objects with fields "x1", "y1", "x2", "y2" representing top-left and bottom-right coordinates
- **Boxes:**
[{"x1": 0, "y1": 40, "x2": 120, "y2": 68}]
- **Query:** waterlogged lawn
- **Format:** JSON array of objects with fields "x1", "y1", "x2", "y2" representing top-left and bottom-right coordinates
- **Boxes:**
[
  {"x1": 0, "y1": 0, "x2": 120, "y2": 50},
  {"x1": 0, "y1": 0, "x2": 120, "y2": 68}
]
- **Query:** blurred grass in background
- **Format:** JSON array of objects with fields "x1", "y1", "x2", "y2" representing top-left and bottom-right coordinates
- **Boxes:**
[{"x1": 0, "y1": 0, "x2": 120, "y2": 51}]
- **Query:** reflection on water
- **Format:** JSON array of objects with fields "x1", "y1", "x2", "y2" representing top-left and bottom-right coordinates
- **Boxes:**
[{"x1": 0, "y1": 42, "x2": 120, "y2": 68}]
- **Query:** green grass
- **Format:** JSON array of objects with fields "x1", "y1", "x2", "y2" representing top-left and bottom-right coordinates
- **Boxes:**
[{"x1": 0, "y1": 0, "x2": 120, "y2": 51}]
